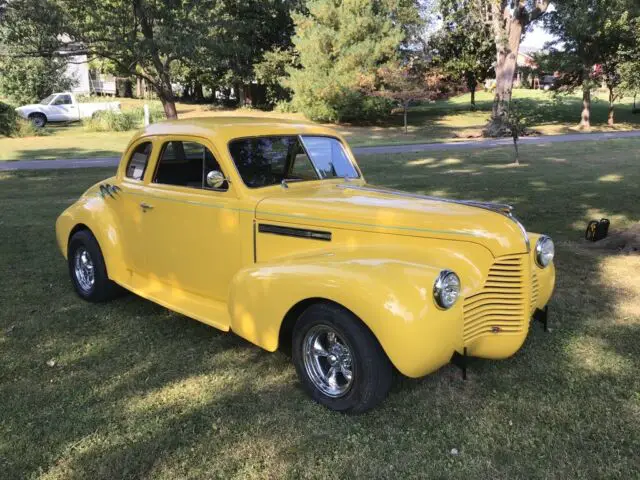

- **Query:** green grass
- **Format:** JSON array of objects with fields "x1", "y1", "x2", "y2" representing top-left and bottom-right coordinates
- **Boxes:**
[
  {"x1": 2, "y1": 89, "x2": 639, "y2": 161},
  {"x1": 1, "y1": 139, "x2": 640, "y2": 479}
]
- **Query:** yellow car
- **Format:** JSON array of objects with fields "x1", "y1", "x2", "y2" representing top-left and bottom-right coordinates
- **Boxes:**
[{"x1": 56, "y1": 117, "x2": 555, "y2": 412}]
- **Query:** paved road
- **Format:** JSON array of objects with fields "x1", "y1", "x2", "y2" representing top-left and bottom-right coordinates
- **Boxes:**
[{"x1": 2, "y1": 130, "x2": 640, "y2": 171}]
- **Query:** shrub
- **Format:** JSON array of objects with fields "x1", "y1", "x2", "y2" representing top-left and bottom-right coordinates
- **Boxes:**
[
  {"x1": 83, "y1": 110, "x2": 138, "y2": 132},
  {"x1": 13, "y1": 118, "x2": 49, "y2": 137},
  {"x1": 274, "y1": 100, "x2": 297, "y2": 113},
  {"x1": 83, "y1": 104, "x2": 165, "y2": 132},
  {"x1": 0, "y1": 101, "x2": 18, "y2": 137}
]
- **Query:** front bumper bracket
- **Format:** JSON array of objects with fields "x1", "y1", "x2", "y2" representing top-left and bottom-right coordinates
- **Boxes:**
[{"x1": 533, "y1": 306, "x2": 549, "y2": 332}]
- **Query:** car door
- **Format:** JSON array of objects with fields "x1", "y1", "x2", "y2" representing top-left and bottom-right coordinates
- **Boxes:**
[
  {"x1": 135, "y1": 136, "x2": 242, "y2": 302},
  {"x1": 113, "y1": 138, "x2": 157, "y2": 277},
  {"x1": 47, "y1": 94, "x2": 76, "y2": 121}
]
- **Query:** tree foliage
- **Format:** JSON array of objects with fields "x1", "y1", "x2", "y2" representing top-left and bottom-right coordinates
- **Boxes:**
[
  {"x1": 365, "y1": 60, "x2": 447, "y2": 132},
  {"x1": 0, "y1": 56, "x2": 76, "y2": 105},
  {"x1": 542, "y1": 0, "x2": 640, "y2": 126},
  {"x1": 287, "y1": 0, "x2": 423, "y2": 122},
  {"x1": 0, "y1": 0, "x2": 302, "y2": 116},
  {"x1": 430, "y1": 0, "x2": 494, "y2": 110}
]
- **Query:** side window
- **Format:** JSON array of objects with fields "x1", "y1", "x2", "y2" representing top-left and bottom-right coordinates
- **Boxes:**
[
  {"x1": 53, "y1": 95, "x2": 72, "y2": 105},
  {"x1": 125, "y1": 142, "x2": 153, "y2": 181},
  {"x1": 153, "y1": 140, "x2": 228, "y2": 191}
]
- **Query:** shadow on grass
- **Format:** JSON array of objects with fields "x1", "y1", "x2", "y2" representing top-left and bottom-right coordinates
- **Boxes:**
[{"x1": 1, "y1": 147, "x2": 639, "y2": 478}]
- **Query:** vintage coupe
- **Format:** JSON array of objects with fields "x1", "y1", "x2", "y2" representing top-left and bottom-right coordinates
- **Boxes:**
[{"x1": 56, "y1": 117, "x2": 555, "y2": 412}]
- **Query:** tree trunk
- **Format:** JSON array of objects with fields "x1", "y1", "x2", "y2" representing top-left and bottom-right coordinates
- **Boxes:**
[
  {"x1": 486, "y1": 16, "x2": 523, "y2": 136},
  {"x1": 403, "y1": 104, "x2": 408, "y2": 134},
  {"x1": 513, "y1": 136, "x2": 519, "y2": 165},
  {"x1": 194, "y1": 81, "x2": 204, "y2": 102},
  {"x1": 607, "y1": 86, "x2": 615, "y2": 126},
  {"x1": 580, "y1": 86, "x2": 591, "y2": 129},
  {"x1": 152, "y1": 80, "x2": 178, "y2": 119},
  {"x1": 467, "y1": 73, "x2": 477, "y2": 111}
]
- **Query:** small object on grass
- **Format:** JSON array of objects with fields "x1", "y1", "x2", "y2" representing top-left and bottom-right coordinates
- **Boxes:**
[
  {"x1": 46, "y1": 359, "x2": 56, "y2": 367},
  {"x1": 585, "y1": 218, "x2": 610, "y2": 242},
  {"x1": 450, "y1": 448, "x2": 459, "y2": 456}
]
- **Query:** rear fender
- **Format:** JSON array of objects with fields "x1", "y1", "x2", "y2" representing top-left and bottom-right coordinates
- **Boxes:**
[{"x1": 55, "y1": 179, "x2": 127, "y2": 280}]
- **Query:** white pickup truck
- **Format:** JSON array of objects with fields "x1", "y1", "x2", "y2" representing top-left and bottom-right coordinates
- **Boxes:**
[{"x1": 15, "y1": 92, "x2": 121, "y2": 127}]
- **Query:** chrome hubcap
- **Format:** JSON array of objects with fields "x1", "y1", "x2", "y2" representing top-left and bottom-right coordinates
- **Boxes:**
[
  {"x1": 302, "y1": 325, "x2": 354, "y2": 398},
  {"x1": 74, "y1": 247, "x2": 95, "y2": 292}
]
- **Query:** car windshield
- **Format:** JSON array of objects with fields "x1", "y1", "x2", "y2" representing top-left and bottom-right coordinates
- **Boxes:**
[
  {"x1": 228, "y1": 135, "x2": 359, "y2": 188},
  {"x1": 39, "y1": 95, "x2": 56, "y2": 105}
]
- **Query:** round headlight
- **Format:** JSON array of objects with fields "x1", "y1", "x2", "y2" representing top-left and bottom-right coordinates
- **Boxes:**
[
  {"x1": 535, "y1": 235, "x2": 555, "y2": 268},
  {"x1": 433, "y1": 270, "x2": 460, "y2": 309}
]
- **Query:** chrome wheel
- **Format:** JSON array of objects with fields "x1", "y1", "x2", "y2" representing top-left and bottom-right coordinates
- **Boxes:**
[
  {"x1": 302, "y1": 325, "x2": 354, "y2": 398},
  {"x1": 73, "y1": 247, "x2": 95, "y2": 293}
]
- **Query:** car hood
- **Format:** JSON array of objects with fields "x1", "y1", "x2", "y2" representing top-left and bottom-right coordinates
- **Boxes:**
[{"x1": 255, "y1": 182, "x2": 530, "y2": 256}]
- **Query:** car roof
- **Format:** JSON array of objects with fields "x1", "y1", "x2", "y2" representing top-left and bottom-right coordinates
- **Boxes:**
[{"x1": 132, "y1": 116, "x2": 343, "y2": 144}]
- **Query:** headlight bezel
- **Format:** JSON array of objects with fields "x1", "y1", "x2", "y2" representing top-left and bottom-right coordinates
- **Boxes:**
[
  {"x1": 433, "y1": 270, "x2": 461, "y2": 310},
  {"x1": 535, "y1": 235, "x2": 555, "y2": 268}
]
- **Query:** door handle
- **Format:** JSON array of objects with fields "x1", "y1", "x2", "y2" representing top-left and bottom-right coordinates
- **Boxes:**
[{"x1": 140, "y1": 202, "x2": 154, "y2": 212}]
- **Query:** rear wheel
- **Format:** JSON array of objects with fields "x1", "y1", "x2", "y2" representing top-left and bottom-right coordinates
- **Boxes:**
[
  {"x1": 67, "y1": 230, "x2": 120, "y2": 302},
  {"x1": 29, "y1": 113, "x2": 47, "y2": 128},
  {"x1": 292, "y1": 303, "x2": 393, "y2": 413}
]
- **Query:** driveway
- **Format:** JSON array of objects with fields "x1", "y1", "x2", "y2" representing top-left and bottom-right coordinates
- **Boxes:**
[{"x1": 2, "y1": 130, "x2": 640, "y2": 171}]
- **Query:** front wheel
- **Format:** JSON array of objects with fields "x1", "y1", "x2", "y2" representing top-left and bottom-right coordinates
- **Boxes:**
[
  {"x1": 29, "y1": 113, "x2": 47, "y2": 128},
  {"x1": 292, "y1": 303, "x2": 393, "y2": 413},
  {"x1": 67, "y1": 230, "x2": 121, "y2": 302}
]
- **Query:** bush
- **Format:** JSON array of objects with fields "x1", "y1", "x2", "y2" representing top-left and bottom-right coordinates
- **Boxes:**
[
  {"x1": 293, "y1": 87, "x2": 393, "y2": 123},
  {"x1": 83, "y1": 110, "x2": 139, "y2": 132},
  {"x1": 274, "y1": 100, "x2": 297, "y2": 113},
  {"x1": 0, "y1": 101, "x2": 18, "y2": 137},
  {"x1": 83, "y1": 104, "x2": 166, "y2": 132},
  {"x1": 0, "y1": 103, "x2": 50, "y2": 137},
  {"x1": 13, "y1": 118, "x2": 49, "y2": 137}
]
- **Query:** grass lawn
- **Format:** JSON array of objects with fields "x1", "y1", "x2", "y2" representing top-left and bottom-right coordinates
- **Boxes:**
[
  {"x1": 1, "y1": 139, "x2": 639, "y2": 479},
  {"x1": 2, "y1": 89, "x2": 639, "y2": 161}
]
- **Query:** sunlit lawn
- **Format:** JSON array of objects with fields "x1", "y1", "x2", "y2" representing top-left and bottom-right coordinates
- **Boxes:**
[
  {"x1": 2, "y1": 89, "x2": 639, "y2": 161},
  {"x1": 1, "y1": 139, "x2": 639, "y2": 478}
]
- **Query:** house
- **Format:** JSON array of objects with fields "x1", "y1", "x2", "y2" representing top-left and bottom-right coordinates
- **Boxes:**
[{"x1": 64, "y1": 54, "x2": 116, "y2": 96}]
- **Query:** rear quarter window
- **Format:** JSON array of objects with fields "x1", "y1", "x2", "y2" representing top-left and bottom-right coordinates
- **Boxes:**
[{"x1": 125, "y1": 142, "x2": 153, "y2": 180}]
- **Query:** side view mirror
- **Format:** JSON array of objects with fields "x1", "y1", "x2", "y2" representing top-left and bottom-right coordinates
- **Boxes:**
[{"x1": 206, "y1": 170, "x2": 228, "y2": 189}]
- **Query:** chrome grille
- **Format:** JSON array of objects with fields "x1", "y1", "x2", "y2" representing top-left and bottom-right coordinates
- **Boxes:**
[{"x1": 463, "y1": 254, "x2": 528, "y2": 344}]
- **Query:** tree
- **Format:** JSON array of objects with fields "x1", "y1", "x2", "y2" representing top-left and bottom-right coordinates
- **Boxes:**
[
  {"x1": 431, "y1": 0, "x2": 494, "y2": 110},
  {"x1": 287, "y1": 0, "x2": 422, "y2": 123},
  {"x1": 544, "y1": 0, "x2": 639, "y2": 128},
  {"x1": 366, "y1": 61, "x2": 446, "y2": 133},
  {"x1": 485, "y1": 0, "x2": 552, "y2": 135},
  {"x1": 0, "y1": 56, "x2": 76, "y2": 105},
  {"x1": 254, "y1": 48, "x2": 298, "y2": 106},
  {"x1": 0, "y1": 0, "x2": 225, "y2": 119},
  {"x1": 620, "y1": 60, "x2": 640, "y2": 112}
]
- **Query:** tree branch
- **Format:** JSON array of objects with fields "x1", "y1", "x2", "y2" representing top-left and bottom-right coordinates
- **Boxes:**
[{"x1": 528, "y1": 0, "x2": 552, "y2": 24}]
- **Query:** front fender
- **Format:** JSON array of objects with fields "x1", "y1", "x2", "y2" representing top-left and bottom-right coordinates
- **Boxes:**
[
  {"x1": 229, "y1": 245, "x2": 494, "y2": 377},
  {"x1": 55, "y1": 178, "x2": 127, "y2": 280}
]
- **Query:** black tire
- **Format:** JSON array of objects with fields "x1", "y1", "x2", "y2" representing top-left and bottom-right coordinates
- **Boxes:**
[
  {"x1": 292, "y1": 303, "x2": 393, "y2": 413},
  {"x1": 67, "y1": 229, "x2": 120, "y2": 302},
  {"x1": 29, "y1": 113, "x2": 47, "y2": 128}
]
